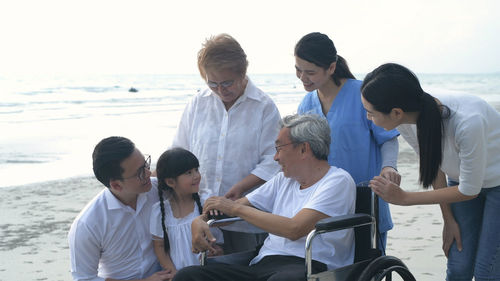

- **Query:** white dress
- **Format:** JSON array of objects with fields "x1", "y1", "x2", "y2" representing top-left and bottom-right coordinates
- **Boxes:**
[{"x1": 150, "y1": 199, "x2": 222, "y2": 270}]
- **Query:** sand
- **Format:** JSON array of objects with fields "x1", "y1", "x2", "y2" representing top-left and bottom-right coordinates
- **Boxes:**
[{"x1": 0, "y1": 139, "x2": 446, "y2": 281}]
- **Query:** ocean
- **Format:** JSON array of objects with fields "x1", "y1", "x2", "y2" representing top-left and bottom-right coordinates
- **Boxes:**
[{"x1": 1, "y1": 72, "x2": 500, "y2": 188}]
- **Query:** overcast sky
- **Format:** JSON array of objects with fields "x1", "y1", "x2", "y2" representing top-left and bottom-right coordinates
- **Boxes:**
[{"x1": 1, "y1": 0, "x2": 499, "y2": 75}]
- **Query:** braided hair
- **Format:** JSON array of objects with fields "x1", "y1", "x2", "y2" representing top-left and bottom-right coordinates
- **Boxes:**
[{"x1": 156, "y1": 147, "x2": 202, "y2": 253}]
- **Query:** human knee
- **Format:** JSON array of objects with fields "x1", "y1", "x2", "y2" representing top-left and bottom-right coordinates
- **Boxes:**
[
  {"x1": 446, "y1": 258, "x2": 474, "y2": 281},
  {"x1": 266, "y1": 271, "x2": 306, "y2": 281},
  {"x1": 172, "y1": 266, "x2": 203, "y2": 281}
]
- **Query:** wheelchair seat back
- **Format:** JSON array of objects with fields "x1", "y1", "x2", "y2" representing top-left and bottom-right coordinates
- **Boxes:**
[{"x1": 354, "y1": 185, "x2": 381, "y2": 262}]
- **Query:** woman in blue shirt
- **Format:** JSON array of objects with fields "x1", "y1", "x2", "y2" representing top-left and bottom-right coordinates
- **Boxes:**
[{"x1": 294, "y1": 32, "x2": 400, "y2": 250}]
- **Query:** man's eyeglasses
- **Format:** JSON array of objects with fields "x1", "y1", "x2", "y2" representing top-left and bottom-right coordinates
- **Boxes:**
[
  {"x1": 207, "y1": 80, "x2": 234, "y2": 89},
  {"x1": 274, "y1": 143, "x2": 296, "y2": 153},
  {"x1": 122, "y1": 155, "x2": 151, "y2": 182}
]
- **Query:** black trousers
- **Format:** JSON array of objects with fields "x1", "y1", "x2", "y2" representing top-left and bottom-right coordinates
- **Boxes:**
[{"x1": 173, "y1": 255, "x2": 327, "y2": 281}]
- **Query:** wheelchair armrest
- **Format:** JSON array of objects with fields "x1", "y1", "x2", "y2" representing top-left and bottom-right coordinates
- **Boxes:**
[
  {"x1": 315, "y1": 213, "x2": 374, "y2": 232},
  {"x1": 305, "y1": 214, "x2": 375, "y2": 278},
  {"x1": 207, "y1": 216, "x2": 244, "y2": 227}
]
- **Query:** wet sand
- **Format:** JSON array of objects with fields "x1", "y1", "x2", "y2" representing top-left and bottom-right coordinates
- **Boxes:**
[
  {"x1": 0, "y1": 142, "x2": 444, "y2": 281},
  {"x1": 4, "y1": 101, "x2": 500, "y2": 280}
]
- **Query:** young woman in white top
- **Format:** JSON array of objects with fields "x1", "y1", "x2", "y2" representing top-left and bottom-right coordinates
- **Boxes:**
[
  {"x1": 150, "y1": 148, "x2": 223, "y2": 278},
  {"x1": 360, "y1": 63, "x2": 500, "y2": 281}
]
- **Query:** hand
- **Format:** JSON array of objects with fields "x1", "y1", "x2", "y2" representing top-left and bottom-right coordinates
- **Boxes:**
[
  {"x1": 442, "y1": 218, "x2": 462, "y2": 258},
  {"x1": 207, "y1": 243, "x2": 224, "y2": 257},
  {"x1": 143, "y1": 270, "x2": 174, "y2": 281},
  {"x1": 369, "y1": 176, "x2": 407, "y2": 205},
  {"x1": 380, "y1": 166, "x2": 401, "y2": 185},
  {"x1": 191, "y1": 216, "x2": 217, "y2": 254},
  {"x1": 204, "y1": 196, "x2": 238, "y2": 217},
  {"x1": 224, "y1": 185, "x2": 244, "y2": 200}
]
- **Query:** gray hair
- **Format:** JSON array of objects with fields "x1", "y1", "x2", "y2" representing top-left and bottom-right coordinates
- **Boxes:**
[{"x1": 279, "y1": 114, "x2": 330, "y2": 160}]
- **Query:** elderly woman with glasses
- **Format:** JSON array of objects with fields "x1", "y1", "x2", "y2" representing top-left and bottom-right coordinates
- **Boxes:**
[{"x1": 172, "y1": 33, "x2": 281, "y2": 254}]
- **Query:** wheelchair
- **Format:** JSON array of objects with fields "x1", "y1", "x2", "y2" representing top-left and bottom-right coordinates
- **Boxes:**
[{"x1": 202, "y1": 185, "x2": 416, "y2": 281}]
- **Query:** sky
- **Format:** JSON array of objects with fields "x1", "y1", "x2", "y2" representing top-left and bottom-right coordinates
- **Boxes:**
[{"x1": 0, "y1": 0, "x2": 499, "y2": 75}]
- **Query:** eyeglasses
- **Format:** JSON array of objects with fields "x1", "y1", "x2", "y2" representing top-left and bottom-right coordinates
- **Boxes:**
[
  {"x1": 274, "y1": 142, "x2": 296, "y2": 153},
  {"x1": 122, "y1": 155, "x2": 151, "y2": 182},
  {"x1": 207, "y1": 80, "x2": 235, "y2": 89}
]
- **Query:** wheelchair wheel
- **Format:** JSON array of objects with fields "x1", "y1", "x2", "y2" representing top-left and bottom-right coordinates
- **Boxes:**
[{"x1": 357, "y1": 255, "x2": 416, "y2": 281}]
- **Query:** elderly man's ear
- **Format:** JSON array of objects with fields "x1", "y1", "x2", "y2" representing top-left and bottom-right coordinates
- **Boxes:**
[{"x1": 301, "y1": 142, "x2": 310, "y2": 155}]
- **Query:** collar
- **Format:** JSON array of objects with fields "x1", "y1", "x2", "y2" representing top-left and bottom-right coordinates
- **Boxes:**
[
  {"x1": 104, "y1": 188, "x2": 146, "y2": 212},
  {"x1": 201, "y1": 77, "x2": 263, "y2": 103}
]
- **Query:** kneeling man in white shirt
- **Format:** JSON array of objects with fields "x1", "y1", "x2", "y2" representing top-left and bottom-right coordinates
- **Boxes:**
[{"x1": 68, "y1": 136, "x2": 171, "y2": 281}]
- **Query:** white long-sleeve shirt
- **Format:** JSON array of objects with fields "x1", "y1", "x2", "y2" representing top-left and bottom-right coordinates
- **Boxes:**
[
  {"x1": 172, "y1": 78, "x2": 281, "y2": 232},
  {"x1": 398, "y1": 94, "x2": 500, "y2": 195},
  {"x1": 172, "y1": 78, "x2": 281, "y2": 199},
  {"x1": 68, "y1": 179, "x2": 160, "y2": 281}
]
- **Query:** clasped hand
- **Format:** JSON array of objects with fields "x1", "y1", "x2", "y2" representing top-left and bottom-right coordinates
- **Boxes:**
[
  {"x1": 369, "y1": 176, "x2": 406, "y2": 205},
  {"x1": 204, "y1": 196, "x2": 238, "y2": 217}
]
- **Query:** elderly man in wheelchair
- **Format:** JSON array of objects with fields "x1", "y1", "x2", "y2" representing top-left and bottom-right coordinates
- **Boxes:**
[{"x1": 173, "y1": 114, "x2": 415, "y2": 281}]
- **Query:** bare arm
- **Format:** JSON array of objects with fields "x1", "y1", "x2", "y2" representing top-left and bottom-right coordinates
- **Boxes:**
[
  {"x1": 204, "y1": 196, "x2": 328, "y2": 241},
  {"x1": 432, "y1": 170, "x2": 463, "y2": 257},
  {"x1": 224, "y1": 174, "x2": 266, "y2": 200},
  {"x1": 152, "y1": 238, "x2": 176, "y2": 275},
  {"x1": 190, "y1": 214, "x2": 217, "y2": 254},
  {"x1": 369, "y1": 176, "x2": 477, "y2": 205}
]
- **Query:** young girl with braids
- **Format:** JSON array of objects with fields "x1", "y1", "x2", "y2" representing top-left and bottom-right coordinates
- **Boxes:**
[
  {"x1": 150, "y1": 148, "x2": 223, "y2": 278},
  {"x1": 361, "y1": 63, "x2": 500, "y2": 281}
]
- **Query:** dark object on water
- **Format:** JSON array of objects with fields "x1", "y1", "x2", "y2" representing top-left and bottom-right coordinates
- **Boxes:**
[{"x1": 128, "y1": 87, "x2": 138, "y2": 93}]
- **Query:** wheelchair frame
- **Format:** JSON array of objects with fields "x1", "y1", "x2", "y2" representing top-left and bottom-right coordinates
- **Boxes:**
[{"x1": 201, "y1": 186, "x2": 416, "y2": 281}]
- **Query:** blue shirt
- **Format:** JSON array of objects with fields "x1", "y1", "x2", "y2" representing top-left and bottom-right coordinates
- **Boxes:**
[{"x1": 298, "y1": 79, "x2": 399, "y2": 233}]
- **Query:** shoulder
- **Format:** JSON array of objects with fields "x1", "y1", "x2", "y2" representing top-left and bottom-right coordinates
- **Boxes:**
[
  {"x1": 245, "y1": 78, "x2": 277, "y2": 105},
  {"x1": 298, "y1": 91, "x2": 317, "y2": 110},
  {"x1": 326, "y1": 167, "x2": 355, "y2": 185},
  {"x1": 343, "y1": 79, "x2": 362, "y2": 91},
  {"x1": 317, "y1": 167, "x2": 356, "y2": 194},
  {"x1": 440, "y1": 95, "x2": 490, "y2": 132},
  {"x1": 185, "y1": 88, "x2": 215, "y2": 107},
  {"x1": 70, "y1": 189, "x2": 109, "y2": 234}
]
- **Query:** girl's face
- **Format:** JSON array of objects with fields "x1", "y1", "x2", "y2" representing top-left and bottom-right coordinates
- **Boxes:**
[
  {"x1": 169, "y1": 167, "x2": 201, "y2": 196},
  {"x1": 295, "y1": 56, "x2": 335, "y2": 92},
  {"x1": 361, "y1": 96, "x2": 400, "y2": 131}
]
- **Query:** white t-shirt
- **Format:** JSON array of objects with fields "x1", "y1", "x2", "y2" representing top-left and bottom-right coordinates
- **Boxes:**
[
  {"x1": 68, "y1": 178, "x2": 160, "y2": 281},
  {"x1": 398, "y1": 94, "x2": 500, "y2": 195},
  {"x1": 172, "y1": 78, "x2": 281, "y2": 232},
  {"x1": 149, "y1": 198, "x2": 223, "y2": 270},
  {"x1": 247, "y1": 167, "x2": 356, "y2": 270}
]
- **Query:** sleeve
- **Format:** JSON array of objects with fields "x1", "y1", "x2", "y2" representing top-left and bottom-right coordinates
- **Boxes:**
[
  {"x1": 369, "y1": 120, "x2": 400, "y2": 145},
  {"x1": 456, "y1": 116, "x2": 488, "y2": 196},
  {"x1": 68, "y1": 221, "x2": 105, "y2": 281},
  {"x1": 149, "y1": 202, "x2": 164, "y2": 239},
  {"x1": 304, "y1": 171, "x2": 356, "y2": 218},
  {"x1": 380, "y1": 137, "x2": 399, "y2": 169},
  {"x1": 171, "y1": 96, "x2": 196, "y2": 149},
  {"x1": 250, "y1": 100, "x2": 282, "y2": 181},
  {"x1": 246, "y1": 173, "x2": 281, "y2": 212}
]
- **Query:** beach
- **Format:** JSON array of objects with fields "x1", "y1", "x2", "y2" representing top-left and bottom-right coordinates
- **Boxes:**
[
  {"x1": 0, "y1": 138, "x2": 444, "y2": 281},
  {"x1": 1, "y1": 72, "x2": 500, "y2": 281}
]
